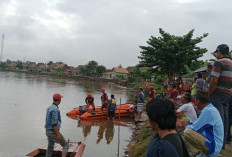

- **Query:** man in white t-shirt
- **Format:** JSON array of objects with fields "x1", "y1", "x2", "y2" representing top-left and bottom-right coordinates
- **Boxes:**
[{"x1": 177, "y1": 92, "x2": 197, "y2": 123}]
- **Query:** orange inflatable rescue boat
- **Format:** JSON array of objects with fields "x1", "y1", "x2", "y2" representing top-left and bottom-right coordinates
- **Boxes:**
[{"x1": 67, "y1": 104, "x2": 135, "y2": 120}]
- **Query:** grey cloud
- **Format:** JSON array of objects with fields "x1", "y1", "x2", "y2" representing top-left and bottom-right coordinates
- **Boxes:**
[{"x1": 1, "y1": 0, "x2": 232, "y2": 68}]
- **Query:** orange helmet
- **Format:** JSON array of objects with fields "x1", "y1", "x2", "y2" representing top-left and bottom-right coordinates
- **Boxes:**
[
  {"x1": 87, "y1": 93, "x2": 91, "y2": 97},
  {"x1": 101, "y1": 88, "x2": 105, "y2": 92},
  {"x1": 150, "y1": 86, "x2": 154, "y2": 89}
]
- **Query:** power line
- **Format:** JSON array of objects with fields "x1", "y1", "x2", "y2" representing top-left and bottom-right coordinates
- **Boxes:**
[{"x1": 0, "y1": 34, "x2": 4, "y2": 62}]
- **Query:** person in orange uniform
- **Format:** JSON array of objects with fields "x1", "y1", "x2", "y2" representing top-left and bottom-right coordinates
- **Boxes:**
[
  {"x1": 148, "y1": 86, "x2": 156, "y2": 102},
  {"x1": 85, "y1": 93, "x2": 95, "y2": 112},
  {"x1": 101, "y1": 88, "x2": 109, "y2": 111}
]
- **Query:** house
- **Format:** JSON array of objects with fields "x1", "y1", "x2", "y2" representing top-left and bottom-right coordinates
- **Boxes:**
[
  {"x1": 102, "y1": 67, "x2": 129, "y2": 79},
  {"x1": 26, "y1": 62, "x2": 36, "y2": 70},
  {"x1": 194, "y1": 63, "x2": 213, "y2": 75},
  {"x1": 68, "y1": 66, "x2": 78, "y2": 75},
  {"x1": 102, "y1": 69, "x2": 115, "y2": 79},
  {"x1": 8, "y1": 62, "x2": 17, "y2": 69},
  {"x1": 35, "y1": 63, "x2": 46, "y2": 71},
  {"x1": 54, "y1": 64, "x2": 70, "y2": 73},
  {"x1": 46, "y1": 63, "x2": 57, "y2": 72}
]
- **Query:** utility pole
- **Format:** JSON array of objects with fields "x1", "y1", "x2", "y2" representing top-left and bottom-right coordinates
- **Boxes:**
[{"x1": 0, "y1": 34, "x2": 4, "y2": 62}]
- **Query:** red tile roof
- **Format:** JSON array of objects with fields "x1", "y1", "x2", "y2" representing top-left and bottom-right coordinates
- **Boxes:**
[{"x1": 113, "y1": 67, "x2": 128, "y2": 74}]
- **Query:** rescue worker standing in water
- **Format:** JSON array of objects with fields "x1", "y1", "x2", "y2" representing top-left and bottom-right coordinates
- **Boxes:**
[
  {"x1": 85, "y1": 93, "x2": 95, "y2": 112},
  {"x1": 101, "y1": 88, "x2": 109, "y2": 111},
  {"x1": 108, "y1": 94, "x2": 117, "y2": 120}
]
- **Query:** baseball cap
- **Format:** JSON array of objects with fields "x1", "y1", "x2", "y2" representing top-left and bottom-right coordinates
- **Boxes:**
[
  {"x1": 214, "y1": 44, "x2": 229, "y2": 54},
  {"x1": 53, "y1": 93, "x2": 63, "y2": 100}
]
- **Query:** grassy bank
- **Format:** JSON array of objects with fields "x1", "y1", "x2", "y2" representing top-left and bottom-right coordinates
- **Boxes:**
[
  {"x1": 127, "y1": 82, "x2": 163, "y2": 157},
  {"x1": 128, "y1": 121, "x2": 154, "y2": 157}
]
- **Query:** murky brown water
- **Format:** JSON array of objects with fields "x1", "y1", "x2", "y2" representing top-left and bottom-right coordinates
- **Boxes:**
[{"x1": 0, "y1": 71, "x2": 134, "y2": 157}]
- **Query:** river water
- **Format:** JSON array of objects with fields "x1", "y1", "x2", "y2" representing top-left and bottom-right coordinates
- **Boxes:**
[{"x1": 0, "y1": 71, "x2": 134, "y2": 157}]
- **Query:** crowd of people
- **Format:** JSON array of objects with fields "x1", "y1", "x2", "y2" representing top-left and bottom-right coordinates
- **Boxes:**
[{"x1": 145, "y1": 44, "x2": 232, "y2": 157}]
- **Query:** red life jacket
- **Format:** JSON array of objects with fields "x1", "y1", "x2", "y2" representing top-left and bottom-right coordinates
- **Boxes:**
[
  {"x1": 148, "y1": 91, "x2": 156, "y2": 101},
  {"x1": 101, "y1": 93, "x2": 108, "y2": 104}
]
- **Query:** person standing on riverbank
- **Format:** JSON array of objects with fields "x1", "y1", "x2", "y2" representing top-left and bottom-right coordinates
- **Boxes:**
[
  {"x1": 209, "y1": 44, "x2": 232, "y2": 147},
  {"x1": 85, "y1": 93, "x2": 95, "y2": 112},
  {"x1": 191, "y1": 78, "x2": 197, "y2": 99},
  {"x1": 137, "y1": 87, "x2": 144, "y2": 121},
  {"x1": 196, "y1": 73, "x2": 204, "y2": 92},
  {"x1": 45, "y1": 93, "x2": 69, "y2": 157},
  {"x1": 101, "y1": 88, "x2": 109, "y2": 111}
]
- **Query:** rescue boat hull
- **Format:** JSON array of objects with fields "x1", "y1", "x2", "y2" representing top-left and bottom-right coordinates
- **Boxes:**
[
  {"x1": 26, "y1": 142, "x2": 85, "y2": 157},
  {"x1": 80, "y1": 104, "x2": 134, "y2": 120}
]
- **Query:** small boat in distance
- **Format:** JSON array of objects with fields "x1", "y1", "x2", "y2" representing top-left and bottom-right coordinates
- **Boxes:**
[
  {"x1": 26, "y1": 141, "x2": 85, "y2": 157},
  {"x1": 67, "y1": 104, "x2": 135, "y2": 120}
]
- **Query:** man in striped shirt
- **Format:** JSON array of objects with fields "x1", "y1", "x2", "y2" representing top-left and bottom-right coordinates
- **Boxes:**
[{"x1": 209, "y1": 44, "x2": 232, "y2": 147}]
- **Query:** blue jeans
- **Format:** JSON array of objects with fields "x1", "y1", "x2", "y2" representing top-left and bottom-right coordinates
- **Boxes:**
[
  {"x1": 45, "y1": 130, "x2": 69, "y2": 157},
  {"x1": 227, "y1": 96, "x2": 232, "y2": 142},
  {"x1": 210, "y1": 92, "x2": 231, "y2": 145}
]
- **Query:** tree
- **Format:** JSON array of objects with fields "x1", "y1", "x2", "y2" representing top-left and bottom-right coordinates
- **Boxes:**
[
  {"x1": 138, "y1": 28, "x2": 208, "y2": 76},
  {"x1": 47, "y1": 61, "x2": 53, "y2": 65},
  {"x1": 0, "y1": 62, "x2": 7, "y2": 69},
  {"x1": 85, "y1": 60, "x2": 99, "y2": 76},
  {"x1": 96, "y1": 65, "x2": 106, "y2": 76},
  {"x1": 16, "y1": 60, "x2": 23, "y2": 70},
  {"x1": 189, "y1": 60, "x2": 206, "y2": 71},
  {"x1": 80, "y1": 60, "x2": 106, "y2": 77}
]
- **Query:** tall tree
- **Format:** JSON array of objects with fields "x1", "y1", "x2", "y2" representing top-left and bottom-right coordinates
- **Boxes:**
[{"x1": 138, "y1": 28, "x2": 208, "y2": 76}]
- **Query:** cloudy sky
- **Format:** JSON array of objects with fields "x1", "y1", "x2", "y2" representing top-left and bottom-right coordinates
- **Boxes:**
[{"x1": 0, "y1": 0, "x2": 232, "y2": 68}]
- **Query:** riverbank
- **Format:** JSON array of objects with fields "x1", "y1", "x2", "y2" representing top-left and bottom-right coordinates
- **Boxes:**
[
  {"x1": 124, "y1": 82, "x2": 163, "y2": 157},
  {"x1": 0, "y1": 69, "x2": 129, "y2": 85},
  {"x1": 124, "y1": 86, "x2": 232, "y2": 157}
]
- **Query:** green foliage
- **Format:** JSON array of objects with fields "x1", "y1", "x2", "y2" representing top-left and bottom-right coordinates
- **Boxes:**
[
  {"x1": 0, "y1": 62, "x2": 7, "y2": 69},
  {"x1": 184, "y1": 65, "x2": 193, "y2": 74},
  {"x1": 139, "y1": 28, "x2": 208, "y2": 77},
  {"x1": 96, "y1": 65, "x2": 106, "y2": 76},
  {"x1": 6, "y1": 59, "x2": 12, "y2": 64},
  {"x1": 57, "y1": 67, "x2": 64, "y2": 73},
  {"x1": 189, "y1": 60, "x2": 205, "y2": 71},
  {"x1": 80, "y1": 60, "x2": 106, "y2": 77},
  {"x1": 16, "y1": 60, "x2": 23, "y2": 70},
  {"x1": 155, "y1": 75, "x2": 165, "y2": 84},
  {"x1": 128, "y1": 66, "x2": 152, "y2": 83},
  {"x1": 116, "y1": 74, "x2": 125, "y2": 80},
  {"x1": 47, "y1": 61, "x2": 53, "y2": 65}
]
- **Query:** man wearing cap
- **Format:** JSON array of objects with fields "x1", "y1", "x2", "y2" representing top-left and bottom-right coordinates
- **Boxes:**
[
  {"x1": 209, "y1": 44, "x2": 232, "y2": 147},
  {"x1": 45, "y1": 93, "x2": 69, "y2": 157}
]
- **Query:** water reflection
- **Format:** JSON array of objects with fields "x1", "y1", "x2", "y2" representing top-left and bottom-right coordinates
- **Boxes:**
[
  {"x1": 75, "y1": 118, "x2": 133, "y2": 145},
  {"x1": 0, "y1": 71, "x2": 133, "y2": 157}
]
